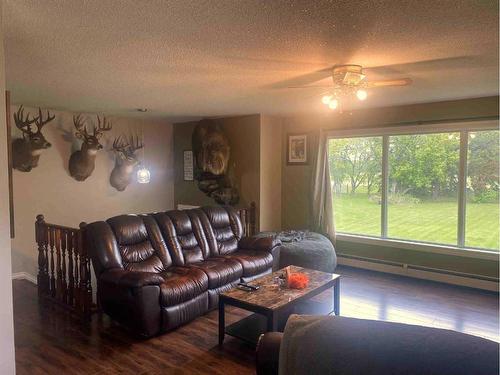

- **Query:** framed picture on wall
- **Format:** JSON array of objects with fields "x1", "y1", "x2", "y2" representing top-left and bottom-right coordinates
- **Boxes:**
[
  {"x1": 183, "y1": 150, "x2": 194, "y2": 181},
  {"x1": 287, "y1": 133, "x2": 308, "y2": 165}
]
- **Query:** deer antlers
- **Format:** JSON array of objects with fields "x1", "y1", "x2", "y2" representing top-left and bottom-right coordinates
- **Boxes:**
[
  {"x1": 94, "y1": 116, "x2": 112, "y2": 138},
  {"x1": 112, "y1": 135, "x2": 129, "y2": 153},
  {"x1": 73, "y1": 114, "x2": 112, "y2": 140},
  {"x1": 112, "y1": 134, "x2": 144, "y2": 154},
  {"x1": 14, "y1": 106, "x2": 54, "y2": 137},
  {"x1": 34, "y1": 108, "x2": 55, "y2": 131},
  {"x1": 128, "y1": 134, "x2": 144, "y2": 152},
  {"x1": 73, "y1": 114, "x2": 89, "y2": 139}
]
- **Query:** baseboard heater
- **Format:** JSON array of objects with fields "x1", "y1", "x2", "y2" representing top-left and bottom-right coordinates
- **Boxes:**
[{"x1": 337, "y1": 253, "x2": 499, "y2": 292}]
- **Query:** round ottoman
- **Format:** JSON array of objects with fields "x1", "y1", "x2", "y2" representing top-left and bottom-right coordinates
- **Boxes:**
[{"x1": 258, "y1": 231, "x2": 337, "y2": 273}]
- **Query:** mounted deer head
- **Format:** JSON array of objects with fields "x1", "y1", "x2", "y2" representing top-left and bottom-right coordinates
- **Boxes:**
[
  {"x1": 12, "y1": 106, "x2": 55, "y2": 172},
  {"x1": 68, "y1": 114, "x2": 112, "y2": 181},
  {"x1": 109, "y1": 134, "x2": 143, "y2": 191}
]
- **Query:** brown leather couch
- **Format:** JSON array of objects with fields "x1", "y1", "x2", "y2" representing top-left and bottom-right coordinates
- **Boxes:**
[{"x1": 86, "y1": 206, "x2": 281, "y2": 337}]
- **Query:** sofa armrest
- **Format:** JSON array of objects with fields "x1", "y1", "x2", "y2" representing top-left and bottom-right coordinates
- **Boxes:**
[
  {"x1": 239, "y1": 235, "x2": 281, "y2": 253},
  {"x1": 256, "y1": 332, "x2": 283, "y2": 375},
  {"x1": 99, "y1": 269, "x2": 165, "y2": 288},
  {"x1": 97, "y1": 269, "x2": 164, "y2": 337}
]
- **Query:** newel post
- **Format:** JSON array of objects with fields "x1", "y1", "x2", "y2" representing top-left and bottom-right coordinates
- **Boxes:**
[
  {"x1": 79, "y1": 222, "x2": 92, "y2": 320},
  {"x1": 36, "y1": 214, "x2": 49, "y2": 297},
  {"x1": 249, "y1": 201, "x2": 257, "y2": 236}
]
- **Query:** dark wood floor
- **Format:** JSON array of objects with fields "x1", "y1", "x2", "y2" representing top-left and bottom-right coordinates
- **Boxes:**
[{"x1": 13, "y1": 266, "x2": 499, "y2": 374}]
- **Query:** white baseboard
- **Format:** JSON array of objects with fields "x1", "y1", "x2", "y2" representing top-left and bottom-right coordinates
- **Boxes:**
[
  {"x1": 12, "y1": 272, "x2": 37, "y2": 285},
  {"x1": 338, "y1": 256, "x2": 499, "y2": 292}
]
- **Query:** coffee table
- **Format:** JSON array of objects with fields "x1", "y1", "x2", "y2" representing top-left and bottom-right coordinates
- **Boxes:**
[{"x1": 218, "y1": 265, "x2": 340, "y2": 346}]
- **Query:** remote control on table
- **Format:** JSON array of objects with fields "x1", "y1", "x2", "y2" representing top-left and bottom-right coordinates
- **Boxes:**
[{"x1": 237, "y1": 282, "x2": 260, "y2": 291}]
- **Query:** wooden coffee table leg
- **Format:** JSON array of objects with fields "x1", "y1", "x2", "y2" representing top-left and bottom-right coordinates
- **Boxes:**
[
  {"x1": 267, "y1": 310, "x2": 277, "y2": 332},
  {"x1": 334, "y1": 278, "x2": 340, "y2": 315},
  {"x1": 219, "y1": 299, "x2": 225, "y2": 347}
]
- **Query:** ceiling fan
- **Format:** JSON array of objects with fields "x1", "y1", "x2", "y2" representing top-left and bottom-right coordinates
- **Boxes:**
[{"x1": 288, "y1": 64, "x2": 412, "y2": 110}]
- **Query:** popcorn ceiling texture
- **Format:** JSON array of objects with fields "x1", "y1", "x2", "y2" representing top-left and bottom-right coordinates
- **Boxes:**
[{"x1": 4, "y1": 0, "x2": 499, "y2": 119}]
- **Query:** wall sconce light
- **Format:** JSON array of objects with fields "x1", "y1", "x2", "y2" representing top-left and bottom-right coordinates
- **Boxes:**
[
  {"x1": 137, "y1": 166, "x2": 151, "y2": 184},
  {"x1": 136, "y1": 125, "x2": 150, "y2": 184}
]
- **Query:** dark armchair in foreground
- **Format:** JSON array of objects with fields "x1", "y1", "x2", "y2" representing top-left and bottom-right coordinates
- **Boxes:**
[{"x1": 256, "y1": 315, "x2": 499, "y2": 375}]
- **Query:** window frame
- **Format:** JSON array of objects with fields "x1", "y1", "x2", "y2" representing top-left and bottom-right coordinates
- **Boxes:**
[{"x1": 327, "y1": 119, "x2": 499, "y2": 258}]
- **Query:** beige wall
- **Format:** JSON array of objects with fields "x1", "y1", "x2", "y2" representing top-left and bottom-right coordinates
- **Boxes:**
[
  {"x1": 173, "y1": 115, "x2": 261, "y2": 222},
  {"x1": 0, "y1": 3, "x2": 16, "y2": 372},
  {"x1": 260, "y1": 115, "x2": 282, "y2": 231},
  {"x1": 281, "y1": 96, "x2": 499, "y2": 278},
  {"x1": 10, "y1": 107, "x2": 174, "y2": 277}
]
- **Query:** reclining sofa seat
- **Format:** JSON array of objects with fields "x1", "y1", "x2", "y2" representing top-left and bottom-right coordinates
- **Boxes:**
[
  {"x1": 86, "y1": 206, "x2": 281, "y2": 337},
  {"x1": 153, "y1": 208, "x2": 244, "y2": 310},
  {"x1": 201, "y1": 206, "x2": 276, "y2": 283}
]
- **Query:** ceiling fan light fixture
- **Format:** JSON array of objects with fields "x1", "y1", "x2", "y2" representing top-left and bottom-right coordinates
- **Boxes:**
[
  {"x1": 321, "y1": 95, "x2": 333, "y2": 105},
  {"x1": 328, "y1": 99, "x2": 339, "y2": 110},
  {"x1": 356, "y1": 89, "x2": 368, "y2": 101}
]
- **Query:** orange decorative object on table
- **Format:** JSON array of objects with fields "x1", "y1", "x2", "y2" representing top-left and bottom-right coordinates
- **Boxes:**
[{"x1": 287, "y1": 272, "x2": 309, "y2": 289}]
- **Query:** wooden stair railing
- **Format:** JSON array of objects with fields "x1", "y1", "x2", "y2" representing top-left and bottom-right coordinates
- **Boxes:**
[
  {"x1": 36, "y1": 215, "x2": 92, "y2": 320},
  {"x1": 35, "y1": 203, "x2": 256, "y2": 320},
  {"x1": 237, "y1": 201, "x2": 257, "y2": 237}
]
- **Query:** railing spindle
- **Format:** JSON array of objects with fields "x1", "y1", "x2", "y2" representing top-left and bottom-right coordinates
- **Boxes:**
[
  {"x1": 68, "y1": 231, "x2": 75, "y2": 307},
  {"x1": 49, "y1": 227, "x2": 56, "y2": 298},
  {"x1": 61, "y1": 230, "x2": 68, "y2": 304},
  {"x1": 74, "y1": 231, "x2": 81, "y2": 310},
  {"x1": 55, "y1": 228, "x2": 62, "y2": 301}
]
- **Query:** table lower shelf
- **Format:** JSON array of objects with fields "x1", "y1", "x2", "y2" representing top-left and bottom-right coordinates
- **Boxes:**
[
  {"x1": 225, "y1": 313, "x2": 269, "y2": 346},
  {"x1": 225, "y1": 299, "x2": 334, "y2": 346}
]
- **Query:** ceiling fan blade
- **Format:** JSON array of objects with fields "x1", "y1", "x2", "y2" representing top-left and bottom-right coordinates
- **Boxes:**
[
  {"x1": 287, "y1": 85, "x2": 333, "y2": 89},
  {"x1": 365, "y1": 56, "x2": 489, "y2": 74},
  {"x1": 266, "y1": 67, "x2": 333, "y2": 89},
  {"x1": 368, "y1": 78, "x2": 412, "y2": 87}
]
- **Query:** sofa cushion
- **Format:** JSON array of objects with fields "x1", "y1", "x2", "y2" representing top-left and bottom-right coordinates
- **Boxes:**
[
  {"x1": 153, "y1": 210, "x2": 210, "y2": 266},
  {"x1": 106, "y1": 215, "x2": 172, "y2": 272},
  {"x1": 217, "y1": 250, "x2": 273, "y2": 278},
  {"x1": 159, "y1": 267, "x2": 208, "y2": 307},
  {"x1": 189, "y1": 258, "x2": 243, "y2": 289},
  {"x1": 201, "y1": 206, "x2": 243, "y2": 256}
]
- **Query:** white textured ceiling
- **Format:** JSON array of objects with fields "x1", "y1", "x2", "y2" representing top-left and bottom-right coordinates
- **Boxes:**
[{"x1": 4, "y1": 0, "x2": 499, "y2": 119}]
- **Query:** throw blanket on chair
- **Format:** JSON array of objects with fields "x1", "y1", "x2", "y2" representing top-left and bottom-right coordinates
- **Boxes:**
[{"x1": 279, "y1": 315, "x2": 499, "y2": 375}]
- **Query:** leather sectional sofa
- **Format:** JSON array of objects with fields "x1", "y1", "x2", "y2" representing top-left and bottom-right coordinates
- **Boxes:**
[{"x1": 86, "y1": 206, "x2": 281, "y2": 337}]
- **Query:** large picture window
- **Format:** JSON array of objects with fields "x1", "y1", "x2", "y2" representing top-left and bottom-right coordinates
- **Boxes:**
[
  {"x1": 328, "y1": 124, "x2": 499, "y2": 252},
  {"x1": 329, "y1": 137, "x2": 382, "y2": 236},
  {"x1": 465, "y1": 130, "x2": 499, "y2": 249},
  {"x1": 387, "y1": 133, "x2": 460, "y2": 245}
]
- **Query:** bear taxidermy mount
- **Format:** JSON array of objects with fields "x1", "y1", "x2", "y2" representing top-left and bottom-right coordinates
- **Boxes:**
[
  {"x1": 192, "y1": 119, "x2": 239, "y2": 205},
  {"x1": 192, "y1": 119, "x2": 230, "y2": 176}
]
